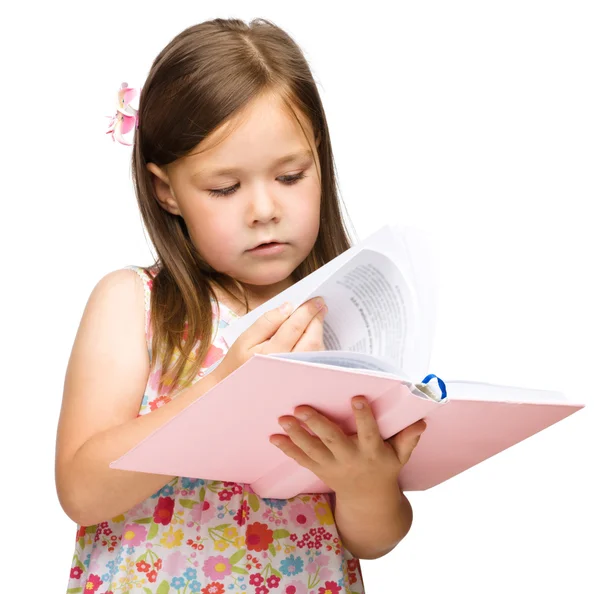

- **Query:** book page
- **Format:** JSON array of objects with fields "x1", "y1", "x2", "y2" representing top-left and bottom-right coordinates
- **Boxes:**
[
  {"x1": 270, "y1": 351, "x2": 436, "y2": 400},
  {"x1": 388, "y1": 224, "x2": 440, "y2": 378},
  {"x1": 304, "y1": 249, "x2": 419, "y2": 369},
  {"x1": 445, "y1": 380, "x2": 571, "y2": 403},
  {"x1": 272, "y1": 350, "x2": 407, "y2": 376}
]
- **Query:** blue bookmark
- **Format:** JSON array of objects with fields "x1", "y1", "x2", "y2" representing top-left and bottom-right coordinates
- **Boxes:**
[{"x1": 420, "y1": 374, "x2": 447, "y2": 400}]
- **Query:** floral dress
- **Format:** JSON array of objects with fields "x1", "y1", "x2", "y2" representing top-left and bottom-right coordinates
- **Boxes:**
[{"x1": 65, "y1": 264, "x2": 365, "y2": 594}]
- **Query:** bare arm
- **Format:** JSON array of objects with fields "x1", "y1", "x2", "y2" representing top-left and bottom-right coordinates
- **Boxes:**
[
  {"x1": 55, "y1": 269, "x2": 220, "y2": 527},
  {"x1": 332, "y1": 480, "x2": 414, "y2": 560},
  {"x1": 55, "y1": 271, "x2": 326, "y2": 527}
]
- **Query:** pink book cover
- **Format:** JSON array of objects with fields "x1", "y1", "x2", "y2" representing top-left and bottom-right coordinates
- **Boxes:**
[{"x1": 110, "y1": 355, "x2": 584, "y2": 499}]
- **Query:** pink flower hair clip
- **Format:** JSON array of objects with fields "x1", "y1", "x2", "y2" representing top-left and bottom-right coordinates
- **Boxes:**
[{"x1": 106, "y1": 82, "x2": 140, "y2": 146}]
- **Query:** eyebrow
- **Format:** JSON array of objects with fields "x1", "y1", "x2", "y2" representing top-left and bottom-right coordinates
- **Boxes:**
[{"x1": 192, "y1": 149, "x2": 313, "y2": 179}]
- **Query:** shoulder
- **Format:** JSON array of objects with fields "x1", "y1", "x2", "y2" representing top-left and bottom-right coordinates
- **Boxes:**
[
  {"x1": 123, "y1": 263, "x2": 160, "y2": 289},
  {"x1": 119, "y1": 264, "x2": 161, "y2": 317},
  {"x1": 82, "y1": 265, "x2": 162, "y2": 333},
  {"x1": 92, "y1": 267, "x2": 148, "y2": 303},
  {"x1": 80, "y1": 268, "x2": 148, "y2": 336},
  {"x1": 66, "y1": 267, "x2": 152, "y2": 395}
]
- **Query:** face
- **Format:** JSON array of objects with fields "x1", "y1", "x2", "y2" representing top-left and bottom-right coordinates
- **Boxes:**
[{"x1": 147, "y1": 92, "x2": 322, "y2": 304}]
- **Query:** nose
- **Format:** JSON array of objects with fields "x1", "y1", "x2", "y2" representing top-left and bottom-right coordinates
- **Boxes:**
[{"x1": 248, "y1": 185, "x2": 280, "y2": 225}]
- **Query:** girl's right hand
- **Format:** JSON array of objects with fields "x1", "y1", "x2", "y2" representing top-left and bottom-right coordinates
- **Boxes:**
[{"x1": 213, "y1": 297, "x2": 328, "y2": 382}]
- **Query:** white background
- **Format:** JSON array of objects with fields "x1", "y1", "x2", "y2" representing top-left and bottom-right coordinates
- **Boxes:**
[{"x1": 2, "y1": 1, "x2": 598, "y2": 592}]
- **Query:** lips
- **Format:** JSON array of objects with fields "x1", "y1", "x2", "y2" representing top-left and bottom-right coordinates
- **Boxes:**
[{"x1": 249, "y1": 240, "x2": 283, "y2": 250}]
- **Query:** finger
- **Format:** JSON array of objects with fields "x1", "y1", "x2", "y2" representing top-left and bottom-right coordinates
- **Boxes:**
[
  {"x1": 238, "y1": 301, "x2": 295, "y2": 349},
  {"x1": 351, "y1": 397, "x2": 385, "y2": 453},
  {"x1": 386, "y1": 419, "x2": 427, "y2": 442},
  {"x1": 277, "y1": 415, "x2": 335, "y2": 465},
  {"x1": 269, "y1": 434, "x2": 318, "y2": 472},
  {"x1": 291, "y1": 307, "x2": 326, "y2": 353},
  {"x1": 293, "y1": 406, "x2": 354, "y2": 460},
  {"x1": 389, "y1": 420, "x2": 427, "y2": 465},
  {"x1": 263, "y1": 297, "x2": 325, "y2": 354}
]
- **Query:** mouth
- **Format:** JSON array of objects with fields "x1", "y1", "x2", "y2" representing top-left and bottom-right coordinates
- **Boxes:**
[
  {"x1": 247, "y1": 241, "x2": 288, "y2": 254},
  {"x1": 249, "y1": 240, "x2": 284, "y2": 250}
]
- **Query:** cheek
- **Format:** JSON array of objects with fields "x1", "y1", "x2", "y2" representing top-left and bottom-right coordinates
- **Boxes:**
[
  {"x1": 299, "y1": 194, "x2": 322, "y2": 235},
  {"x1": 291, "y1": 180, "x2": 321, "y2": 220},
  {"x1": 289, "y1": 192, "x2": 321, "y2": 250},
  {"x1": 185, "y1": 209, "x2": 239, "y2": 262}
]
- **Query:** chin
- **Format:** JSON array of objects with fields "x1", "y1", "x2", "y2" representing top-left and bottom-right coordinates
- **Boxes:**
[
  {"x1": 240, "y1": 273, "x2": 292, "y2": 288},
  {"x1": 236, "y1": 263, "x2": 298, "y2": 288}
]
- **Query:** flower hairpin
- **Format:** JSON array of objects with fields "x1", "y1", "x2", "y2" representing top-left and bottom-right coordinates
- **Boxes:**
[{"x1": 106, "y1": 82, "x2": 140, "y2": 146}]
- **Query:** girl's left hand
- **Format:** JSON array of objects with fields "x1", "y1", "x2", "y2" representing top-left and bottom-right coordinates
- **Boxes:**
[{"x1": 270, "y1": 396, "x2": 426, "y2": 497}]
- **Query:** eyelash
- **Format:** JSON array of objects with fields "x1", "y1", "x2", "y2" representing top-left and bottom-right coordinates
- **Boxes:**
[{"x1": 208, "y1": 171, "x2": 307, "y2": 197}]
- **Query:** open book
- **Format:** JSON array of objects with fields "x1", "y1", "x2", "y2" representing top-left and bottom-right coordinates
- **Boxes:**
[
  {"x1": 110, "y1": 225, "x2": 585, "y2": 498},
  {"x1": 220, "y1": 224, "x2": 438, "y2": 381}
]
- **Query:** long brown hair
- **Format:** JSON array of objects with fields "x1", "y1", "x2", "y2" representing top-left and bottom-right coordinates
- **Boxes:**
[{"x1": 131, "y1": 18, "x2": 354, "y2": 396}]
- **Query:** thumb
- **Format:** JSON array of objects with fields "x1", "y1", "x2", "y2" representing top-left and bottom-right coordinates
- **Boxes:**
[
  {"x1": 391, "y1": 420, "x2": 427, "y2": 466},
  {"x1": 238, "y1": 302, "x2": 293, "y2": 349}
]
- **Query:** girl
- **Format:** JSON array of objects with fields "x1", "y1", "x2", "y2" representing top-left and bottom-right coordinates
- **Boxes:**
[{"x1": 55, "y1": 18, "x2": 426, "y2": 594}]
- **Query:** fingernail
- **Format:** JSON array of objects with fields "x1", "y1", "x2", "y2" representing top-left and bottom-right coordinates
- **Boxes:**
[
  {"x1": 278, "y1": 419, "x2": 292, "y2": 429},
  {"x1": 313, "y1": 297, "x2": 324, "y2": 309},
  {"x1": 279, "y1": 301, "x2": 292, "y2": 314},
  {"x1": 353, "y1": 400, "x2": 364, "y2": 409},
  {"x1": 295, "y1": 411, "x2": 310, "y2": 421}
]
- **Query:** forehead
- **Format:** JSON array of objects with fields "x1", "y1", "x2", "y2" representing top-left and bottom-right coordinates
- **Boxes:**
[{"x1": 182, "y1": 93, "x2": 316, "y2": 178}]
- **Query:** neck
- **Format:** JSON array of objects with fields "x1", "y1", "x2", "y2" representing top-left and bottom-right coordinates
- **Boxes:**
[{"x1": 213, "y1": 275, "x2": 296, "y2": 315}]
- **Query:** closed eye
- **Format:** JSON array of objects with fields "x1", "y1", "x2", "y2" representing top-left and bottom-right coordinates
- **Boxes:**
[{"x1": 208, "y1": 171, "x2": 308, "y2": 198}]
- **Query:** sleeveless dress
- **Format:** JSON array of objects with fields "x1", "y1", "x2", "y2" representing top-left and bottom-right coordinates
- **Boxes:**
[{"x1": 65, "y1": 264, "x2": 365, "y2": 594}]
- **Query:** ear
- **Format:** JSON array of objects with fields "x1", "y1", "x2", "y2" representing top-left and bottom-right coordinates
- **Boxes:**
[{"x1": 146, "y1": 163, "x2": 182, "y2": 216}]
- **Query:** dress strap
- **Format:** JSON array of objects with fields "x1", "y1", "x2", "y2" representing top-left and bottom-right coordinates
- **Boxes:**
[{"x1": 124, "y1": 265, "x2": 157, "y2": 358}]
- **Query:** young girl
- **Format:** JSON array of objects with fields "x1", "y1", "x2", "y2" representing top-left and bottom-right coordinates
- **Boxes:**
[{"x1": 56, "y1": 18, "x2": 426, "y2": 594}]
